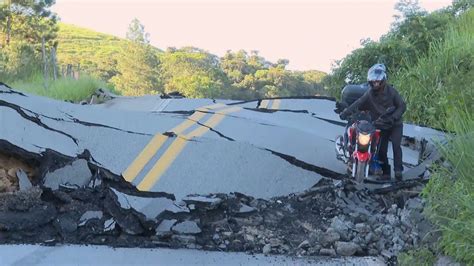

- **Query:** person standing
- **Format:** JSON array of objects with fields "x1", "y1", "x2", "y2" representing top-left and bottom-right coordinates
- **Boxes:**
[{"x1": 339, "y1": 64, "x2": 406, "y2": 180}]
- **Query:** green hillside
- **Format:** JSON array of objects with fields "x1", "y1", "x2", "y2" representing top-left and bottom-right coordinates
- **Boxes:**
[
  {"x1": 57, "y1": 23, "x2": 142, "y2": 81},
  {"x1": 55, "y1": 23, "x2": 326, "y2": 99}
]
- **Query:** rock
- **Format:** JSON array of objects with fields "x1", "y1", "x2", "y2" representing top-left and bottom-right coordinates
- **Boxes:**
[
  {"x1": 0, "y1": 203, "x2": 57, "y2": 231},
  {"x1": 156, "y1": 219, "x2": 177, "y2": 233},
  {"x1": 381, "y1": 249, "x2": 394, "y2": 259},
  {"x1": 321, "y1": 228, "x2": 341, "y2": 247},
  {"x1": 7, "y1": 168, "x2": 18, "y2": 178},
  {"x1": 182, "y1": 195, "x2": 223, "y2": 210},
  {"x1": 43, "y1": 159, "x2": 92, "y2": 190},
  {"x1": 355, "y1": 223, "x2": 370, "y2": 233},
  {"x1": 0, "y1": 169, "x2": 7, "y2": 179},
  {"x1": 368, "y1": 248, "x2": 379, "y2": 256},
  {"x1": 78, "y1": 211, "x2": 103, "y2": 226},
  {"x1": 56, "y1": 215, "x2": 78, "y2": 234},
  {"x1": 365, "y1": 232, "x2": 377, "y2": 244},
  {"x1": 262, "y1": 244, "x2": 272, "y2": 254},
  {"x1": 297, "y1": 240, "x2": 310, "y2": 249},
  {"x1": 382, "y1": 224, "x2": 393, "y2": 237},
  {"x1": 109, "y1": 188, "x2": 187, "y2": 221},
  {"x1": 172, "y1": 221, "x2": 201, "y2": 234},
  {"x1": 405, "y1": 198, "x2": 423, "y2": 211},
  {"x1": 319, "y1": 248, "x2": 336, "y2": 256},
  {"x1": 16, "y1": 169, "x2": 32, "y2": 191},
  {"x1": 434, "y1": 256, "x2": 461, "y2": 266},
  {"x1": 269, "y1": 238, "x2": 282, "y2": 247},
  {"x1": 0, "y1": 177, "x2": 11, "y2": 192},
  {"x1": 232, "y1": 216, "x2": 263, "y2": 226},
  {"x1": 237, "y1": 204, "x2": 256, "y2": 214},
  {"x1": 244, "y1": 234, "x2": 255, "y2": 242},
  {"x1": 330, "y1": 216, "x2": 351, "y2": 240},
  {"x1": 335, "y1": 241, "x2": 359, "y2": 256},
  {"x1": 171, "y1": 235, "x2": 196, "y2": 245},
  {"x1": 103, "y1": 218, "x2": 116, "y2": 232},
  {"x1": 386, "y1": 213, "x2": 400, "y2": 226}
]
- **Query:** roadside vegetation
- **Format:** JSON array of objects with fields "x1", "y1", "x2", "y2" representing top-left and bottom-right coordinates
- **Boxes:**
[
  {"x1": 9, "y1": 74, "x2": 114, "y2": 102},
  {"x1": 321, "y1": 1, "x2": 473, "y2": 263}
]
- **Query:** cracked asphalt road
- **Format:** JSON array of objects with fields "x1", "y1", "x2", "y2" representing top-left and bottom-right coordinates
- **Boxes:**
[
  {"x1": 0, "y1": 84, "x2": 443, "y2": 200},
  {"x1": 0, "y1": 83, "x2": 446, "y2": 265}
]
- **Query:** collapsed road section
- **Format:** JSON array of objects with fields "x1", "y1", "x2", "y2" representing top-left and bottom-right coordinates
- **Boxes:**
[
  {"x1": 0, "y1": 84, "x2": 446, "y2": 263},
  {"x1": 0, "y1": 152, "x2": 437, "y2": 263}
]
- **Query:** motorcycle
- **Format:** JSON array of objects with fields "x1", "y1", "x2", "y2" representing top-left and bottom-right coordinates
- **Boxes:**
[{"x1": 335, "y1": 107, "x2": 395, "y2": 182}]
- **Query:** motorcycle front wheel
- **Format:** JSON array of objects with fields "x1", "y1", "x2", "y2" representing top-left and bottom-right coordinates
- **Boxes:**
[{"x1": 354, "y1": 160, "x2": 368, "y2": 183}]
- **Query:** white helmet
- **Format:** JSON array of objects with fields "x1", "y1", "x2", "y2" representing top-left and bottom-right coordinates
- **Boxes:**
[{"x1": 367, "y1": 63, "x2": 387, "y2": 82}]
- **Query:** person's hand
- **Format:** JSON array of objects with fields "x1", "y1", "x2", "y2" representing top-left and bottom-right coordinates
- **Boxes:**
[{"x1": 334, "y1": 101, "x2": 346, "y2": 114}]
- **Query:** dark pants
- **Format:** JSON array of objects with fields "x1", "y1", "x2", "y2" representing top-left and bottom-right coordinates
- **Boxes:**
[{"x1": 378, "y1": 124, "x2": 404, "y2": 173}]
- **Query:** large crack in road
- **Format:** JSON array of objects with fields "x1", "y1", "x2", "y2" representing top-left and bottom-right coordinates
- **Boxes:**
[{"x1": 0, "y1": 86, "x2": 443, "y2": 264}]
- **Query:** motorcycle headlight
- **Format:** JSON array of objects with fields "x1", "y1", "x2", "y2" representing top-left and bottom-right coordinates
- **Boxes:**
[{"x1": 358, "y1": 133, "x2": 371, "y2": 146}]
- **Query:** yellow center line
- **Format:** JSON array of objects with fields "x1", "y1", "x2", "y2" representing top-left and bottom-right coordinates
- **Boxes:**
[
  {"x1": 137, "y1": 106, "x2": 242, "y2": 191},
  {"x1": 137, "y1": 137, "x2": 188, "y2": 191},
  {"x1": 122, "y1": 134, "x2": 168, "y2": 182},
  {"x1": 260, "y1": 99, "x2": 269, "y2": 109},
  {"x1": 122, "y1": 102, "x2": 226, "y2": 183},
  {"x1": 271, "y1": 99, "x2": 281, "y2": 109}
]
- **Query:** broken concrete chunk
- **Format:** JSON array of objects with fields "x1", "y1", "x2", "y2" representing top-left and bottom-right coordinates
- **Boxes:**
[
  {"x1": 238, "y1": 204, "x2": 256, "y2": 214},
  {"x1": 319, "y1": 248, "x2": 336, "y2": 256},
  {"x1": 156, "y1": 219, "x2": 177, "y2": 233},
  {"x1": 56, "y1": 215, "x2": 78, "y2": 234},
  {"x1": 78, "y1": 211, "x2": 103, "y2": 227},
  {"x1": 297, "y1": 240, "x2": 310, "y2": 249},
  {"x1": 171, "y1": 235, "x2": 196, "y2": 245},
  {"x1": 103, "y1": 218, "x2": 116, "y2": 232},
  {"x1": 172, "y1": 221, "x2": 201, "y2": 235},
  {"x1": 262, "y1": 244, "x2": 272, "y2": 254},
  {"x1": 0, "y1": 203, "x2": 57, "y2": 231},
  {"x1": 43, "y1": 159, "x2": 92, "y2": 190},
  {"x1": 110, "y1": 188, "x2": 188, "y2": 221},
  {"x1": 335, "y1": 241, "x2": 359, "y2": 256},
  {"x1": 182, "y1": 195, "x2": 223, "y2": 210},
  {"x1": 16, "y1": 169, "x2": 32, "y2": 191}
]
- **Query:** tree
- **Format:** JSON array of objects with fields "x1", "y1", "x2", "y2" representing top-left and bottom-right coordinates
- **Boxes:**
[
  {"x1": 0, "y1": 0, "x2": 58, "y2": 80},
  {"x1": 159, "y1": 47, "x2": 230, "y2": 98},
  {"x1": 126, "y1": 18, "x2": 149, "y2": 44},
  {"x1": 110, "y1": 19, "x2": 160, "y2": 96}
]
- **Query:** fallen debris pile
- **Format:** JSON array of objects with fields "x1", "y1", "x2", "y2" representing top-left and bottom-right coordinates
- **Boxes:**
[{"x1": 0, "y1": 152, "x2": 437, "y2": 263}]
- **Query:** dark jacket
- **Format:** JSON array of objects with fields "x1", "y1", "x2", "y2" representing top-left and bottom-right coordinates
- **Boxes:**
[{"x1": 344, "y1": 84, "x2": 406, "y2": 125}]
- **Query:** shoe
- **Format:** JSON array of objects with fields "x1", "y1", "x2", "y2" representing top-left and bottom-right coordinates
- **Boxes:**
[{"x1": 395, "y1": 171, "x2": 403, "y2": 181}]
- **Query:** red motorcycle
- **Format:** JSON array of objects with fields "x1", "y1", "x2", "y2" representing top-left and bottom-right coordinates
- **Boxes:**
[{"x1": 335, "y1": 107, "x2": 394, "y2": 182}]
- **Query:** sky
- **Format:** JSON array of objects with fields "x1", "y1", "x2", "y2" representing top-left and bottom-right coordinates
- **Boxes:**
[{"x1": 51, "y1": 0, "x2": 452, "y2": 73}]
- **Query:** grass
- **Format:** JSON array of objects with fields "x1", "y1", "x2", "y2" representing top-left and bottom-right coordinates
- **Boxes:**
[
  {"x1": 398, "y1": 248, "x2": 437, "y2": 266},
  {"x1": 9, "y1": 74, "x2": 117, "y2": 102},
  {"x1": 421, "y1": 108, "x2": 474, "y2": 264},
  {"x1": 392, "y1": 8, "x2": 474, "y2": 129}
]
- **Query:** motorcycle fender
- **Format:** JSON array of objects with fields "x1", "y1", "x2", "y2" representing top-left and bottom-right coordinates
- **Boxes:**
[{"x1": 353, "y1": 151, "x2": 370, "y2": 162}]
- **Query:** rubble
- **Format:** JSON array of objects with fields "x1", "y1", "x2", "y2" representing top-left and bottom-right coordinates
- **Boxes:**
[{"x1": 0, "y1": 141, "x2": 438, "y2": 264}]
